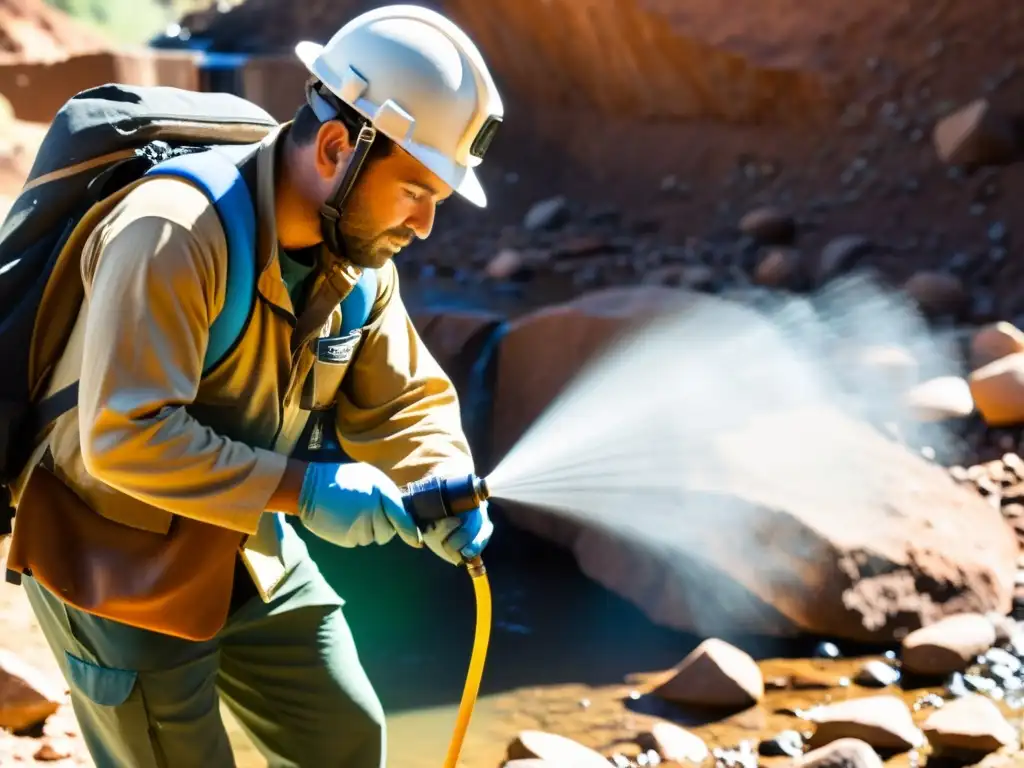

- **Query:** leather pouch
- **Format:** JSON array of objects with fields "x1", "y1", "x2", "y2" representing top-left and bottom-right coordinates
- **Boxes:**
[{"x1": 6, "y1": 457, "x2": 244, "y2": 641}]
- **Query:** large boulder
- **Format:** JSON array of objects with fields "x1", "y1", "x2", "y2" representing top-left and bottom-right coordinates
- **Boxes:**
[
  {"x1": 488, "y1": 285, "x2": 1017, "y2": 641},
  {"x1": 490, "y1": 286, "x2": 691, "y2": 462},
  {"x1": 411, "y1": 309, "x2": 506, "y2": 468}
]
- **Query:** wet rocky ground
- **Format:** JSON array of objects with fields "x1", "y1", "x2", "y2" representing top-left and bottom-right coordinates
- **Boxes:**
[{"x1": 2, "y1": 489, "x2": 1024, "y2": 768}]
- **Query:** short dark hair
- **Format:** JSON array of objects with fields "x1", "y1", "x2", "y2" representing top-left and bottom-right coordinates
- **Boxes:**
[{"x1": 289, "y1": 83, "x2": 393, "y2": 163}]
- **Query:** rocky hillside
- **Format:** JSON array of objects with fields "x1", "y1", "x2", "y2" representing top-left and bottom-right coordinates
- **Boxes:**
[{"x1": 0, "y1": 0, "x2": 108, "y2": 59}]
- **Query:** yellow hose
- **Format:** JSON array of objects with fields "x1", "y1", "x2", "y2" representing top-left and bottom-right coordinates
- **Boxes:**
[{"x1": 442, "y1": 555, "x2": 492, "y2": 768}]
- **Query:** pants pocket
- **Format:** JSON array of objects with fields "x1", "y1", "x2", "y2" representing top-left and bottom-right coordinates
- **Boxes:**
[{"x1": 63, "y1": 651, "x2": 137, "y2": 707}]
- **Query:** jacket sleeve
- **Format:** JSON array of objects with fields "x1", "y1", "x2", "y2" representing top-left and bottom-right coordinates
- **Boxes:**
[
  {"x1": 335, "y1": 261, "x2": 475, "y2": 488},
  {"x1": 76, "y1": 177, "x2": 287, "y2": 535}
]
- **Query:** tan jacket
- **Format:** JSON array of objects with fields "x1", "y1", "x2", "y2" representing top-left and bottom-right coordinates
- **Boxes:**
[{"x1": 13, "y1": 125, "x2": 474, "y2": 600}]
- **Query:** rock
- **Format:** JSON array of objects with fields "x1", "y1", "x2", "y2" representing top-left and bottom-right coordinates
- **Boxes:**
[
  {"x1": 933, "y1": 99, "x2": 1020, "y2": 168},
  {"x1": 679, "y1": 264, "x2": 717, "y2": 290},
  {"x1": 793, "y1": 739, "x2": 885, "y2": 768},
  {"x1": 34, "y1": 738, "x2": 74, "y2": 761},
  {"x1": 411, "y1": 309, "x2": 505, "y2": 465},
  {"x1": 808, "y1": 696, "x2": 925, "y2": 750},
  {"x1": 969, "y1": 353, "x2": 1024, "y2": 426},
  {"x1": 985, "y1": 612, "x2": 1020, "y2": 645},
  {"x1": 651, "y1": 639, "x2": 764, "y2": 710},
  {"x1": 814, "y1": 641, "x2": 842, "y2": 659},
  {"x1": 790, "y1": 669, "x2": 843, "y2": 689},
  {"x1": 491, "y1": 285, "x2": 695, "y2": 462},
  {"x1": 854, "y1": 660, "x2": 901, "y2": 688},
  {"x1": 754, "y1": 248, "x2": 804, "y2": 289},
  {"x1": 739, "y1": 207, "x2": 797, "y2": 245},
  {"x1": 495, "y1": 290, "x2": 1016, "y2": 642},
  {"x1": 506, "y1": 731, "x2": 609, "y2": 766},
  {"x1": 712, "y1": 741, "x2": 758, "y2": 768},
  {"x1": 486, "y1": 248, "x2": 529, "y2": 280},
  {"x1": 971, "y1": 322, "x2": 1024, "y2": 369},
  {"x1": 412, "y1": 310, "x2": 505, "y2": 396},
  {"x1": 0, "y1": 649, "x2": 62, "y2": 731},
  {"x1": 922, "y1": 694, "x2": 1017, "y2": 754},
  {"x1": 902, "y1": 272, "x2": 968, "y2": 318},
  {"x1": 759, "y1": 730, "x2": 804, "y2": 757},
  {"x1": 640, "y1": 721, "x2": 709, "y2": 763},
  {"x1": 817, "y1": 235, "x2": 873, "y2": 285},
  {"x1": 551, "y1": 235, "x2": 614, "y2": 260},
  {"x1": 643, "y1": 264, "x2": 715, "y2": 290},
  {"x1": 901, "y1": 613, "x2": 997, "y2": 675},
  {"x1": 523, "y1": 196, "x2": 570, "y2": 231},
  {"x1": 905, "y1": 376, "x2": 974, "y2": 421}
]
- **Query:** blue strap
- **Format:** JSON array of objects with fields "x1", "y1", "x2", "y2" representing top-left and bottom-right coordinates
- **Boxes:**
[
  {"x1": 143, "y1": 150, "x2": 257, "y2": 374},
  {"x1": 142, "y1": 149, "x2": 376, "y2": 376},
  {"x1": 339, "y1": 268, "x2": 378, "y2": 334}
]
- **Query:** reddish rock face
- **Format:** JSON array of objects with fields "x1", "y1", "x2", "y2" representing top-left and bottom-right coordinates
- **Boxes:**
[
  {"x1": 486, "y1": 287, "x2": 1017, "y2": 643},
  {"x1": 490, "y1": 286, "x2": 693, "y2": 463},
  {"x1": 411, "y1": 309, "x2": 506, "y2": 467},
  {"x1": 412, "y1": 309, "x2": 505, "y2": 399}
]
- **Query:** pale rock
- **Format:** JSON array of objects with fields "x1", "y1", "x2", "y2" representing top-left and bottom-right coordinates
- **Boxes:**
[
  {"x1": 933, "y1": 99, "x2": 1019, "y2": 168},
  {"x1": 901, "y1": 613, "x2": 997, "y2": 675},
  {"x1": 506, "y1": 731, "x2": 609, "y2": 767},
  {"x1": 808, "y1": 696, "x2": 925, "y2": 750},
  {"x1": 902, "y1": 271, "x2": 968, "y2": 318},
  {"x1": 0, "y1": 649, "x2": 63, "y2": 731},
  {"x1": 641, "y1": 721, "x2": 709, "y2": 763},
  {"x1": 651, "y1": 639, "x2": 764, "y2": 709},
  {"x1": 971, "y1": 322, "x2": 1024, "y2": 370},
  {"x1": 905, "y1": 376, "x2": 974, "y2": 421},
  {"x1": 794, "y1": 738, "x2": 885, "y2": 768},
  {"x1": 969, "y1": 353, "x2": 1024, "y2": 427},
  {"x1": 486, "y1": 248, "x2": 526, "y2": 280},
  {"x1": 739, "y1": 207, "x2": 796, "y2": 245},
  {"x1": 922, "y1": 694, "x2": 1017, "y2": 754}
]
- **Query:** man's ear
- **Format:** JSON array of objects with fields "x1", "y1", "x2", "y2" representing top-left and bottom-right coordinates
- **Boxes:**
[{"x1": 313, "y1": 121, "x2": 353, "y2": 182}]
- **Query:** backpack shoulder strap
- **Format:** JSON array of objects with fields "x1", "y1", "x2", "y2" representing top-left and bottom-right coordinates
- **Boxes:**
[
  {"x1": 339, "y1": 267, "x2": 378, "y2": 335},
  {"x1": 143, "y1": 149, "x2": 258, "y2": 374},
  {"x1": 28, "y1": 148, "x2": 259, "y2": 443}
]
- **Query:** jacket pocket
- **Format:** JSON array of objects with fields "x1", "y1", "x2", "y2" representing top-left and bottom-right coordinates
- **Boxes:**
[{"x1": 300, "y1": 329, "x2": 364, "y2": 411}]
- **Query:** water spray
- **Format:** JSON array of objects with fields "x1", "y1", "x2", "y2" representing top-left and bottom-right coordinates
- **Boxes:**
[{"x1": 399, "y1": 274, "x2": 964, "y2": 764}]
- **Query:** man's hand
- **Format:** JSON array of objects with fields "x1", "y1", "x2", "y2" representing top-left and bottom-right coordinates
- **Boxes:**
[
  {"x1": 296, "y1": 462, "x2": 423, "y2": 549},
  {"x1": 422, "y1": 502, "x2": 493, "y2": 565}
]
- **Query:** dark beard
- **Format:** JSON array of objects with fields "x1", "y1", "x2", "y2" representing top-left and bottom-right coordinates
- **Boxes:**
[
  {"x1": 337, "y1": 212, "x2": 415, "y2": 270},
  {"x1": 341, "y1": 232, "x2": 397, "y2": 270}
]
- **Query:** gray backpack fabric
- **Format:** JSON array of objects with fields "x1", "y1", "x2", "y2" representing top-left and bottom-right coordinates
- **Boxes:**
[{"x1": 0, "y1": 84, "x2": 278, "y2": 528}]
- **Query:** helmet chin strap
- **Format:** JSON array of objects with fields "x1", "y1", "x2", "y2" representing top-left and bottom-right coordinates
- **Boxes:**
[{"x1": 318, "y1": 123, "x2": 377, "y2": 258}]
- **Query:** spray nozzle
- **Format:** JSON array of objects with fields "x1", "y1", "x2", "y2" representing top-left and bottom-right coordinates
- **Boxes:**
[{"x1": 401, "y1": 473, "x2": 490, "y2": 529}]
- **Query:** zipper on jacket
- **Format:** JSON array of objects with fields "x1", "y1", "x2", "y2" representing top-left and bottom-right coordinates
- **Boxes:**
[{"x1": 270, "y1": 264, "x2": 349, "y2": 450}]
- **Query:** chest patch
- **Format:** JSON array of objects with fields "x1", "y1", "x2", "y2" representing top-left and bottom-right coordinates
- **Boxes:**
[{"x1": 315, "y1": 330, "x2": 362, "y2": 365}]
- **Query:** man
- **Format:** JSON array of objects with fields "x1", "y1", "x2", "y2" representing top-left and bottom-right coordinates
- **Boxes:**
[{"x1": 8, "y1": 5, "x2": 502, "y2": 766}]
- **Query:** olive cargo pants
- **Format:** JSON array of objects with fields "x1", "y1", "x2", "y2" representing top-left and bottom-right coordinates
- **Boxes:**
[{"x1": 23, "y1": 554, "x2": 386, "y2": 768}]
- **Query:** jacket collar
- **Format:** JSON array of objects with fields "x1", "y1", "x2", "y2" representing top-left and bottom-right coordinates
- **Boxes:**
[{"x1": 253, "y1": 123, "x2": 363, "y2": 319}]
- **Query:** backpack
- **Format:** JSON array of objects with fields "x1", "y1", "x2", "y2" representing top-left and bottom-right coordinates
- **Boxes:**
[{"x1": 0, "y1": 83, "x2": 378, "y2": 531}]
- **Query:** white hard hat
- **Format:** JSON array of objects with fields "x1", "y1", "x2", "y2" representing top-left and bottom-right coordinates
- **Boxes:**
[{"x1": 295, "y1": 5, "x2": 503, "y2": 208}]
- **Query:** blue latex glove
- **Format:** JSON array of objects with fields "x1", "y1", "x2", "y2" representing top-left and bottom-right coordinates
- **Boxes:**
[
  {"x1": 422, "y1": 501, "x2": 493, "y2": 565},
  {"x1": 297, "y1": 462, "x2": 423, "y2": 549}
]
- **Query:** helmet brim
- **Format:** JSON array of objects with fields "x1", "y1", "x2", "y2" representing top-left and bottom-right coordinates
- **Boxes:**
[{"x1": 294, "y1": 40, "x2": 488, "y2": 208}]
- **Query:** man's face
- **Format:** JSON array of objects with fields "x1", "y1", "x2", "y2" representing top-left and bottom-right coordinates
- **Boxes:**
[{"x1": 331, "y1": 142, "x2": 454, "y2": 269}]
